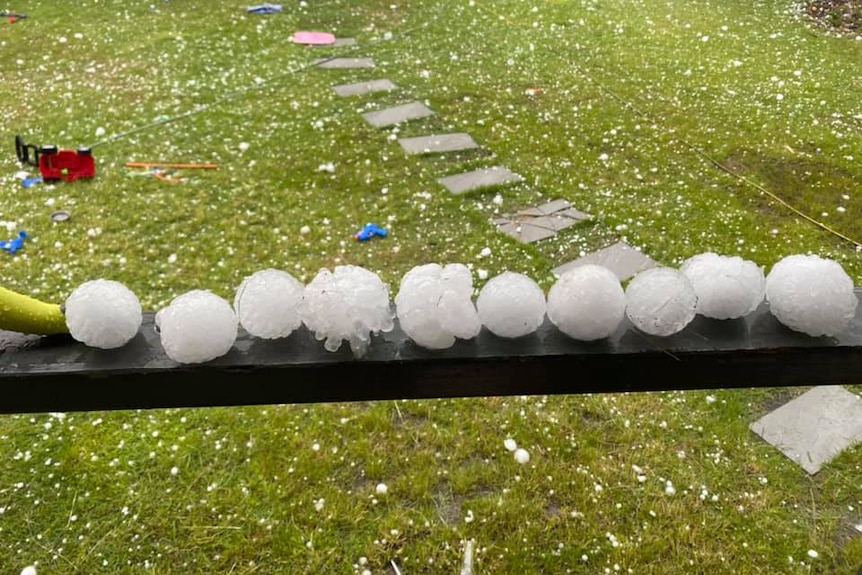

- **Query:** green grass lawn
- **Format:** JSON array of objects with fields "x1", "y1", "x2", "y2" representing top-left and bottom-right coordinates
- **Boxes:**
[{"x1": 1, "y1": 0, "x2": 861, "y2": 572}]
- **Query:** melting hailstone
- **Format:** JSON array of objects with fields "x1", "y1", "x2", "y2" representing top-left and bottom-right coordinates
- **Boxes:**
[
  {"x1": 65, "y1": 279, "x2": 142, "y2": 349},
  {"x1": 156, "y1": 290, "x2": 237, "y2": 364},
  {"x1": 235, "y1": 269, "x2": 304, "y2": 339},
  {"x1": 681, "y1": 253, "x2": 765, "y2": 319},
  {"x1": 299, "y1": 265, "x2": 394, "y2": 357},
  {"x1": 766, "y1": 254, "x2": 857, "y2": 336},
  {"x1": 547, "y1": 265, "x2": 625, "y2": 341},
  {"x1": 395, "y1": 263, "x2": 481, "y2": 349},
  {"x1": 626, "y1": 268, "x2": 697, "y2": 336},
  {"x1": 476, "y1": 271, "x2": 546, "y2": 338}
]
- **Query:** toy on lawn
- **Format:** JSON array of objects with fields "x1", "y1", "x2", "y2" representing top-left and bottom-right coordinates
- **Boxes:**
[
  {"x1": 292, "y1": 31, "x2": 336, "y2": 44},
  {"x1": 247, "y1": 3, "x2": 282, "y2": 15},
  {"x1": 124, "y1": 162, "x2": 218, "y2": 184},
  {"x1": 15, "y1": 135, "x2": 95, "y2": 182},
  {"x1": 0, "y1": 231, "x2": 27, "y2": 255},
  {"x1": 355, "y1": 223, "x2": 388, "y2": 242},
  {"x1": 0, "y1": 11, "x2": 27, "y2": 23}
]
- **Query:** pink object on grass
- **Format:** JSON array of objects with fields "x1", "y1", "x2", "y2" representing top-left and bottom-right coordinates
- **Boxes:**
[{"x1": 292, "y1": 31, "x2": 336, "y2": 45}]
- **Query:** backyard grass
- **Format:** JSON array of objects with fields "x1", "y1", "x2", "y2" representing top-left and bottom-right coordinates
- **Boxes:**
[{"x1": 0, "y1": 0, "x2": 861, "y2": 573}]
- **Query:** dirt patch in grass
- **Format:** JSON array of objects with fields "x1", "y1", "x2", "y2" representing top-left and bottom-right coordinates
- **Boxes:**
[
  {"x1": 805, "y1": 0, "x2": 862, "y2": 33},
  {"x1": 719, "y1": 150, "x2": 862, "y2": 243}
]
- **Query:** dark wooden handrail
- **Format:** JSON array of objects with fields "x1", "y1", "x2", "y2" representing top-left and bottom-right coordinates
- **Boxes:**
[{"x1": 1, "y1": 292, "x2": 861, "y2": 414}]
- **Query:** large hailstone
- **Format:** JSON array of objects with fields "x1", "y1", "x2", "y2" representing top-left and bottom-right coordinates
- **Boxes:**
[
  {"x1": 156, "y1": 290, "x2": 237, "y2": 363},
  {"x1": 766, "y1": 254, "x2": 857, "y2": 336},
  {"x1": 626, "y1": 268, "x2": 697, "y2": 336},
  {"x1": 395, "y1": 263, "x2": 481, "y2": 349},
  {"x1": 64, "y1": 279, "x2": 142, "y2": 349},
  {"x1": 234, "y1": 269, "x2": 304, "y2": 339},
  {"x1": 476, "y1": 272, "x2": 546, "y2": 338},
  {"x1": 681, "y1": 253, "x2": 765, "y2": 319},
  {"x1": 299, "y1": 265, "x2": 394, "y2": 357},
  {"x1": 547, "y1": 265, "x2": 625, "y2": 341}
]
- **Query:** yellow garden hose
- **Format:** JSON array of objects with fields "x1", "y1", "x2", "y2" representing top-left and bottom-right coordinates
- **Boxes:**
[{"x1": 0, "y1": 286, "x2": 69, "y2": 335}]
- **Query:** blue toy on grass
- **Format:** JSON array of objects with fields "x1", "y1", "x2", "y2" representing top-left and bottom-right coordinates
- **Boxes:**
[
  {"x1": 0, "y1": 231, "x2": 27, "y2": 255},
  {"x1": 354, "y1": 223, "x2": 388, "y2": 242}
]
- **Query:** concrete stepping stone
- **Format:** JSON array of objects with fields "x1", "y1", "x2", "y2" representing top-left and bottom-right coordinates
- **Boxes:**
[
  {"x1": 438, "y1": 166, "x2": 522, "y2": 195},
  {"x1": 314, "y1": 38, "x2": 358, "y2": 47},
  {"x1": 553, "y1": 241, "x2": 657, "y2": 280},
  {"x1": 750, "y1": 386, "x2": 862, "y2": 474},
  {"x1": 315, "y1": 57, "x2": 375, "y2": 69},
  {"x1": 398, "y1": 133, "x2": 479, "y2": 155},
  {"x1": 332, "y1": 79, "x2": 397, "y2": 97},
  {"x1": 496, "y1": 199, "x2": 591, "y2": 244},
  {"x1": 362, "y1": 101, "x2": 435, "y2": 128}
]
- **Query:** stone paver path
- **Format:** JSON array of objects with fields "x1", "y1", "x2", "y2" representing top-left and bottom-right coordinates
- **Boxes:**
[
  {"x1": 314, "y1": 38, "x2": 358, "y2": 47},
  {"x1": 438, "y1": 166, "x2": 522, "y2": 195},
  {"x1": 363, "y1": 102, "x2": 435, "y2": 128},
  {"x1": 398, "y1": 133, "x2": 479, "y2": 155},
  {"x1": 751, "y1": 386, "x2": 862, "y2": 474},
  {"x1": 315, "y1": 57, "x2": 375, "y2": 69},
  {"x1": 332, "y1": 79, "x2": 397, "y2": 97},
  {"x1": 495, "y1": 199, "x2": 590, "y2": 244},
  {"x1": 553, "y1": 241, "x2": 657, "y2": 281}
]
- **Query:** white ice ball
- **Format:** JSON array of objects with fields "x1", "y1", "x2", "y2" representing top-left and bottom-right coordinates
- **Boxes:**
[
  {"x1": 681, "y1": 253, "x2": 765, "y2": 319},
  {"x1": 547, "y1": 265, "x2": 625, "y2": 341},
  {"x1": 766, "y1": 254, "x2": 857, "y2": 336},
  {"x1": 299, "y1": 265, "x2": 394, "y2": 357},
  {"x1": 395, "y1": 263, "x2": 481, "y2": 349},
  {"x1": 504, "y1": 438, "x2": 518, "y2": 452},
  {"x1": 626, "y1": 268, "x2": 697, "y2": 336},
  {"x1": 20, "y1": 566, "x2": 37, "y2": 575},
  {"x1": 514, "y1": 448, "x2": 530, "y2": 464},
  {"x1": 375, "y1": 483, "x2": 388, "y2": 495},
  {"x1": 156, "y1": 290, "x2": 237, "y2": 364},
  {"x1": 476, "y1": 272, "x2": 546, "y2": 338},
  {"x1": 65, "y1": 279, "x2": 142, "y2": 349},
  {"x1": 235, "y1": 269, "x2": 304, "y2": 339}
]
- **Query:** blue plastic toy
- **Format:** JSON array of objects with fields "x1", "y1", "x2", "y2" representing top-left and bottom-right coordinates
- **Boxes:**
[
  {"x1": 354, "y1": 223, "x2": 388, "y2": 242},
  {"x1": 0, "y1": 231, "x2": 27, "y2": 255}
]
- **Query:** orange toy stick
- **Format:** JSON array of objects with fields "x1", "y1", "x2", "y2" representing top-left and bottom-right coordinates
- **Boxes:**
[{"x1": 125, "y1": 162, "x2": 218, "y2": 170}]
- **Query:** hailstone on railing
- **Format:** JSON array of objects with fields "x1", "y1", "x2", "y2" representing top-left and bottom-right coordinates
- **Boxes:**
[
  {"x1": 395, "y1": 263, "x2": 481, "y2": 350},
  {"x1": 234, "y1": 269, "x2": 304, "y2": 339},
  {"x1": 765, "y1": 254, "x2": 857, "y2": 337},
  {"x1": 547, "y1": 265, "x2": 626, "y2": 341},
  {"x1": 625, "y1": 268, "x2": 697, "y2": 337},
  {"x1": 681, "y1": 253, "x2": 765, "y2": 320},
  {"x1": 476, "y1": 271, "x2": 546, "y2": 338},
  {"x1": 299, "y1": 265, "x2": 395, "y2": 357},
  {"x1": 64, "y1": 279, "x2": 142, "y2": 349},
  {"x1": 156, "y1": 290, "x2": 238, "y2": 363}
]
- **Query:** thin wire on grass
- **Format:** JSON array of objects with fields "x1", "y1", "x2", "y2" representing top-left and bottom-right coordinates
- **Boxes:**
[{"x1": 86, "y1": 0, "x2": 453, "y2": 150}]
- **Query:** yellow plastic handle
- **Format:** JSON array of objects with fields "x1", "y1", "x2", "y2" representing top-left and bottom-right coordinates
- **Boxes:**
[{"x1": 0, "y1": 286, "x2": 69, "y2": 335}]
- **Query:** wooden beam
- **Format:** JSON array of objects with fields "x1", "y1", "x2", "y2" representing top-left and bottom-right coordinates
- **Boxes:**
[{"x1": 1, "y1": 293, "x2": 861, "y2": 414}]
